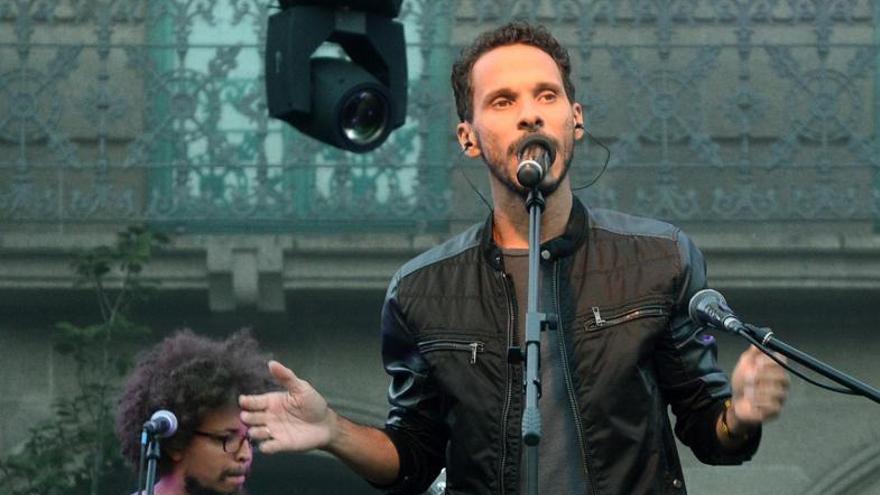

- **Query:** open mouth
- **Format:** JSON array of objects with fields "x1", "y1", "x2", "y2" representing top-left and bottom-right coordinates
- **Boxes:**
[{"x1": 512, "y1": 133, "x2": 557, "y2": 165}]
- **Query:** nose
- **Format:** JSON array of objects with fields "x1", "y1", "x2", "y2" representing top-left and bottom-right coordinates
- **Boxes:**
[
  {"x1": 517, "y1": 100, "x2": 544, "y2": 132},
  {"x1": 234, "y1": 435, "x2": 253, "y2": 462}
]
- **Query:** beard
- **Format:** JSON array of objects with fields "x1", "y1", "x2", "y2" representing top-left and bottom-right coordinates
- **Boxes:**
[
  {"x1": 476, "y1": 129, "x2": 574, "y2": 199},
  {"x1": 184, "y1": 475, "x2": 247, "y2": 495}
]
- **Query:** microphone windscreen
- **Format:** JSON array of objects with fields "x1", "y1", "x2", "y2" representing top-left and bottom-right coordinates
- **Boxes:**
[
  {"x1": 515, "y1": 135, "x2": 556, "y2": 167},
  {"x1": 688, "y1": 288, "x2": 726, "y2": 325}
]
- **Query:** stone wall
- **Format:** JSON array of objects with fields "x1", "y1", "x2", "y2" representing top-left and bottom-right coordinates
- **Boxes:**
[{"x1": 2, "y1": 281, "x2": 878, "y2": 494}]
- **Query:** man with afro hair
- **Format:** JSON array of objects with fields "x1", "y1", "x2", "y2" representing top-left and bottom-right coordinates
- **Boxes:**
[{"x1": 116, "y1": 330, "x2": 276, "y2": 495}]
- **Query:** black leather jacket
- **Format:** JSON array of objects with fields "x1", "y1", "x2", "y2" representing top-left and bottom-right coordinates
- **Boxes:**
[{"x1": 378, "y1": 199, "x2": 760, "y2": 495}]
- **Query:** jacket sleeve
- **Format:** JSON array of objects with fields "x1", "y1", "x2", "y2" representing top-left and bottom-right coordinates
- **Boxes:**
[
  {"x1": 657, "y1": 230, "x2": 761, "y2": 465},
  {"x1": 371, "y1": 272, "x2": 449, "y2": 494}
]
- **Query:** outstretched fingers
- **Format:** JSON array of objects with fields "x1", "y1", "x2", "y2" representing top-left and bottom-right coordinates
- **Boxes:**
[
  {"x1": 239, "y1": 392, "x2": 269, "y2": 412},
  {"x1": 268, "y1": 360, "x2": 310, "y2": 395},
  {"x1": 240, "y1": 409, "x2": 268, "y2": 428},
  {"x1": 247, "y1": 423, "x2": 274, "y2": 442},
  {"x1": 258, "y1": 437, "x2": 285, "y2": 454},
  {"x1": 239, "y1": 360, "x2": 306, "y2": 414}
]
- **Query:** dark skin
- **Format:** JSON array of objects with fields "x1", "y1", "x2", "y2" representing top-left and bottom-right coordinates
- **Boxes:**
[{"x1": 154, "y1": 406, "x2": 253, "y2": 495}]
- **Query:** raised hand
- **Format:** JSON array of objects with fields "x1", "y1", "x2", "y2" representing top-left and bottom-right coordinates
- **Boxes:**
[{"x1": 239, "y1": 360, "x2": 339, "y2": 454}]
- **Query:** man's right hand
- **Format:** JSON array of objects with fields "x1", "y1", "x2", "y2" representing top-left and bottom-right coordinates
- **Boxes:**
[
  {"x1": 239, "y1": 360, "x2": 339, "y2": 454},
  {"x1": 240, "y1": 360, "x2": 401, "y2": 485}
]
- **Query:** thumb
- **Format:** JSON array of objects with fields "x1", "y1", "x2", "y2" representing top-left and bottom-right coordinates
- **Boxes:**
[{"x1": 268, "y1": 360, "x2": 306, "y2": 394}]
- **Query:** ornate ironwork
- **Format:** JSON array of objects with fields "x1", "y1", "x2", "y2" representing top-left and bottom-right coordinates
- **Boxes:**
[{"x1": 1, "y1": 0, "x2": 879, "y2": 230}]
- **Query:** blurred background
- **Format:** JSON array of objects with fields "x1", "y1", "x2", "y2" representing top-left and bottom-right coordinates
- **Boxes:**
[{"x1": 1, "y1": 1, "x2": 879, "y2": 494}]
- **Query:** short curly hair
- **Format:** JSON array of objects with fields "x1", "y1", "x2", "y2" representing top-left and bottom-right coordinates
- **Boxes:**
[
  {"x1": 451, "y1": 21, "x2": 576, "y2": 122},
  {"x1": 115, "y1": 330, "x2": 276, "y2": 475}
]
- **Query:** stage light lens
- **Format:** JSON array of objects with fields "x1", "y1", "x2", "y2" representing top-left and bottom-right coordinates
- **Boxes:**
[{"x1": 341, "y1": 90, "x2": 388, "y2": 146}]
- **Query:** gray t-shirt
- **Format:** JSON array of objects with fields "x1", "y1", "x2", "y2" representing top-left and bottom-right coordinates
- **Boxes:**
[{"x1": 504, "y1": 249, "x2": 589, "y2": 494}]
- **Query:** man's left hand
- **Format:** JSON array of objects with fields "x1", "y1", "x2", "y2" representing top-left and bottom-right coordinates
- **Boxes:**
[{"x1": 728, "y1": 345, "x2": 790, "y2": 434}]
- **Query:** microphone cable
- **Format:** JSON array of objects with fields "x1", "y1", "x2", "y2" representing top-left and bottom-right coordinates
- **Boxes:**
[
  {"x1": 572, "y1": 129, "x2": 611, "y2": 192},
  {"x1": 455, "y1": 145, "x2": 494, "y2": 214},
  {"x1": 734, "y1": 327, "x2": 857, "y2": 396}
]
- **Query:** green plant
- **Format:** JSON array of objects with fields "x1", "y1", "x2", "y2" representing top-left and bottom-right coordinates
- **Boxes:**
[{"x1": 0, "y1": 226, "x2": 169, "y2": 495}]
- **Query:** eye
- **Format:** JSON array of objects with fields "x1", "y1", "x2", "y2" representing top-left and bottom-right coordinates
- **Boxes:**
[
  {"x1": 539, "y1": 91, "x2": 558, "y2": 103},
  {"x1": 491, "y1": 97, "x2": 512, "y2": 109}
]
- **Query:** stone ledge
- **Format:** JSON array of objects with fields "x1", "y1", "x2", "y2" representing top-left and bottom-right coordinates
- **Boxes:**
[{"x1": 1, "y1": 232, "x2": 879, "y2": 309}]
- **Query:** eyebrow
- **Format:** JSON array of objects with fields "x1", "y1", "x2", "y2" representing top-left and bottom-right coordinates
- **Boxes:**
[{"x1": 482, "y1": 88, "x2": 516, "y2": 107}]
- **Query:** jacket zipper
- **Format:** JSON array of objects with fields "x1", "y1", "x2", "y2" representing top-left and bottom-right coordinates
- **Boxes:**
[
  {"x1": 417, "y1": 339, "x2": 485, "y2": 364},
  {"x1": 498, "y1": 270, "x2": 515, "y2": 495},
  {"x1": 554, "y1": 263, "x2": 598, "y2": 495},
  {"x1": 588, "y1": 305, "x2": 669, "y2": 331}
]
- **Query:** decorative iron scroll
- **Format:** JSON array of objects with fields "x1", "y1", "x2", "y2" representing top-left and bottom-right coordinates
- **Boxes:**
[{"x1": 1, "y1": 0, "x2": 878, "y2": 231}]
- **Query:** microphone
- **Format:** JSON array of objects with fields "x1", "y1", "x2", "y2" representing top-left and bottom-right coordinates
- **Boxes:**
[
  {"x1": 143, "y1": 410, "x2": 178, "y2": 438},
  {"x1": 688, "y1": 288, "x2": 747, "y2": 335},
  {"x1": 515, "y1": 135, "x2": 556, "y2": 188}
]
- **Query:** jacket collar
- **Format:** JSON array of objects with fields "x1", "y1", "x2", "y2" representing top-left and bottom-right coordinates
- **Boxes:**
[{"x1": 481, "y1": 195, "x2": 588, "y2": 270}]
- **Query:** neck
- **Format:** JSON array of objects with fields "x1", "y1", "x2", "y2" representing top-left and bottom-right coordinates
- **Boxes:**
[
  {"x1": 490, "y1": 180, "x2": 573, "y2": 249},
  {"x1": 152, "y1": 473, "x2": 186, "y2": 495}
]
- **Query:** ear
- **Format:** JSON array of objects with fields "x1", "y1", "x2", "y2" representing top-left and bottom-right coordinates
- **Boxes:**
[
  {"x1": 168, "y1": 446, "x2": 184, "y2": 462},
  {"x1": 456, "y1": 122, "x2": 481, "y2": 157},
  {"x1": 572, "y1": 102, "x2": 585, "y2": 141}
]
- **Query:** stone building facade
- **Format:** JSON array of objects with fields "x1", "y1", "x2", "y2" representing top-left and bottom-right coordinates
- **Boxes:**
[{"x1": 2, "y1": 1, "x2": 879, "y2": 493}]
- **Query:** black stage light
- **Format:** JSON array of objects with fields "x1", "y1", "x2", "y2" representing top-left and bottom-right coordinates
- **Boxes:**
[{"x1": 265, "y1": 1, "x2": 407, "y2": 152}]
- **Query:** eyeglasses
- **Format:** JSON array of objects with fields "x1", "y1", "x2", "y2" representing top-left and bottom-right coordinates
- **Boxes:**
[{"x1": 193, "y1": 430, "x2": 253, "y2": 453}]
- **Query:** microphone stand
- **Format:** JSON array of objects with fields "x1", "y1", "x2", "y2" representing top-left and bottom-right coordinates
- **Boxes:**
[
  {"x1": 738, "y1": 325, "x2": 880, "y2": 404},
  {"x1": 143, "y1": 430, "x2": 162, "y2": 495},
  {"x1": 520, "y1": 188, "x2": 556, "y2": 495}
]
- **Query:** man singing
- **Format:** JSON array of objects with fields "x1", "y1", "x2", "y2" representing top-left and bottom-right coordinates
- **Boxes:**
[{"x1": 240, "y1": 21, "x2": 790, "y2": 494}]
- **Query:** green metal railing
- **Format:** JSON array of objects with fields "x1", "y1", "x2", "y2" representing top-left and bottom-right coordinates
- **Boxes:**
[{"x1": 1, "y1": 1, "x2": 879, "y2": 231}]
